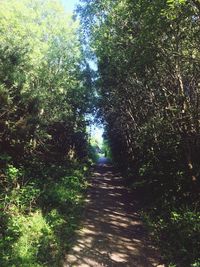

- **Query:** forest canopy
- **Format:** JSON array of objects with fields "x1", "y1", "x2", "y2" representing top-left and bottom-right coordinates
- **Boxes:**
[{"x1": 0, "y1": 0, "x2": 94, "y2": 162}]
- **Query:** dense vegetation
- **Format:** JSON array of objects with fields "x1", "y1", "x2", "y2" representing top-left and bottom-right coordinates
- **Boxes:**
[
  {"x1": 1, "y1": 0, "x2": 199, "y2": 266},
  {"x1": 78, "y1": 0, "x2": 200, "y2": 266},
  {"x1": 0, "y1": 0, "x2": 93, "y2": 266}
]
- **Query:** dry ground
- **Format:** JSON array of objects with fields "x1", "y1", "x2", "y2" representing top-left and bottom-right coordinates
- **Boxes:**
[{"x1": 63, "y1": 158, "x2": 165, "y2": 267}]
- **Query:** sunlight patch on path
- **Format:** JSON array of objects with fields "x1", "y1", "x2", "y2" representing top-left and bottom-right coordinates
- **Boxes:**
[{"x1": 63, "y1": 159, "x2": 165, "y2": 267}]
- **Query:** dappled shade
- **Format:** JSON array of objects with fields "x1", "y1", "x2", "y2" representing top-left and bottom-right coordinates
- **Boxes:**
[{"x1": 64, "y1": 159, "x2": 164, "y2": 267}]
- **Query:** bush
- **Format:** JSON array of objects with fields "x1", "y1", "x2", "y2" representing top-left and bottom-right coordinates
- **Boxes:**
[
  {"x1": 145, "y1": 208, "x2": 200, "y2": 267},
  {"x1": 9, "y1": 211, "x2": 57, "y2": 267},
  {"x1": 0, "y1": 161, "x2": 88, "y2": 267}
]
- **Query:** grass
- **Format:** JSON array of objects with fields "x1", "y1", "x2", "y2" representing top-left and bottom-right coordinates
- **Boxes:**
[{"x1": 0, "y1": 161, "x2": 89, "y2": 267}]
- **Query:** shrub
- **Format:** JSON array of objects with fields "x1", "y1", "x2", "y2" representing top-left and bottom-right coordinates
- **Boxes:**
[{"x1": 145, "y1": 208, "x2": 200, "y2": 267}]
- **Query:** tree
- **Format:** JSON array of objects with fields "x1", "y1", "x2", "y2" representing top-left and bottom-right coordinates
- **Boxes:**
[
  {"x1": 78, "y1": 1, "x2": 200, "y2": 265},
  {"x1": 0, "y1": 0, "x2": 92, "y2": 162}
]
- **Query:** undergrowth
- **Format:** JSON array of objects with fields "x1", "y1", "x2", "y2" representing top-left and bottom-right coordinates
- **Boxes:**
[
  {"x1": 131, "y1": 157, "x2": 200, "y2": 267},
  {"x1": 0, "y1": 157, "x2": 88, "y2": 267},
  {"x1": 142, "y1": 206, "x2": 200, "y2": 267}
]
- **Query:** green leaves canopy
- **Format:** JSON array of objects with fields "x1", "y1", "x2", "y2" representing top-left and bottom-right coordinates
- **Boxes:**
[{"x1": 0, "y1": 0, "x2": 92, "y2": 161}]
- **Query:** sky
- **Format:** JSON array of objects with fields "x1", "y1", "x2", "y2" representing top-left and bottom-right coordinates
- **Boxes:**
[{"x1": 61, "y1": 0, "x2": 80, "y2": 13}]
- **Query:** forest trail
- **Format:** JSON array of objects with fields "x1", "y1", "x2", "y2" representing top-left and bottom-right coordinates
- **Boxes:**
[{"x1": 63, "y1": 158, "x2": 165, "y2": 267}]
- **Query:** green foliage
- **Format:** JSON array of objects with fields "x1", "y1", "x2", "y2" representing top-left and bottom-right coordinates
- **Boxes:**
[
  {"x1": 88, "y1": 144, "x2": 100, "y2": 163},
  {"x1": 44, "y1": 171, "x2": 87, "y2": 208},
  {"x1": 102, "y1": 139, "x2": 112, "y2": 160},
  {"x1": 144, "y1": 209, "x2": 200, "y2": 267},
  {"x1": 9, "y1": 211, "x2": 55, "y2": 267},
  {"x1": 78, "y1": 0, "x2": 200, "y2": 265},
  {"x1": 0, "y1": 161, "x2": 88, "y2": 267},
  {"x1": 0, "y1": 1, "x2": 93, "y2": 265},
  {"x1": 5, "y1": 165, "x2": 21, "y2": 184},
  {"x1": 0, "y1": 0, "x2": 93, "y2": 163}
]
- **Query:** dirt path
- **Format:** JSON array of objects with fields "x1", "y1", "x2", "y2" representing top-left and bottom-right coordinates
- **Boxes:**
[{"x1": 63, "y1": 158, "x2": 164, "y2": 267}]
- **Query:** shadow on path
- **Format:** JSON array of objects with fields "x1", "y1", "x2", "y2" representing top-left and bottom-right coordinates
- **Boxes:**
[{"x1": 63, "y1": 158, "x2": 164, "y2": 267}]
